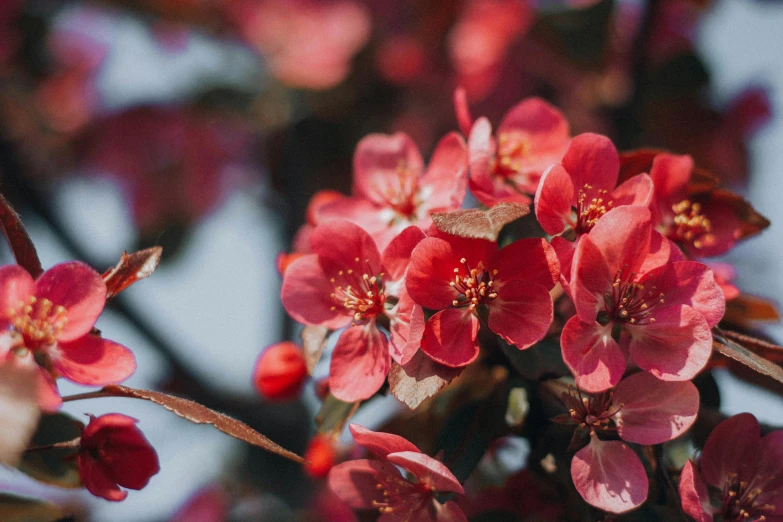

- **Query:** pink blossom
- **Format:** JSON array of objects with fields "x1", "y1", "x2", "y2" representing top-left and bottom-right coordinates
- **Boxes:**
[
  {"x1": 406, "y1": 232, "x2": 558, "y2": 368},
  {"x1": 318, "y1": 132, "x2": 468, "y2": 251},
  {"x1": 680, "y1": 413, "x2": 783, "y2": 522},
  {"x1": 561, "y1": 372, "x2": 699, "y2": 513},
  {"x1": 458, "y1": 95, "x2": 570, "y2": 207},
  {"x1": 562, "y1": 206, "x2": 724, "y2": 391},
  {"x1": 280, "y1": 222, "x2": 425, "y2": 401},
  {"x1": 0, "y1": 262, "x2": 136, "y2": 411},
  {"x1": 328, "y1": 424, "x2": 467, "y2": 521}
]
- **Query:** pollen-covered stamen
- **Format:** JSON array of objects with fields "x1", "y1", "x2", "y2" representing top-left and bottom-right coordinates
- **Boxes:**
[
  {"x1": 329, "y1": 257, "x2": 386, "y2": 325},
  {"x1": 449, "y1": 258, "x2": 499, "y2": 310},
  {"x1": 575, "y1": 184, "x2": 613, "y2": 234},
  {"x1": 669, "y1": 199, "x2": 716, "y2": 249},
  {"x1": 493, "y1": 131, "x2": 531, "y2": 177},
  {"x1": 721, "y1": 472, "x2": 776, "y2": 522},
  {"x1": 604, "y1": 266, "x2": 664, "y2": 325},
  {"x1": 562, "y1": 385, "x2": 622, "y2": 431},
  {"x1": 8, "y1": 296, "x2": 68, "y2": 349},
  {"x1": 379, "y1": 159, "x2": 417, "y2": 218},
  {"x1": 371, "y1": 471, "x2": 430, "y2": 517}
]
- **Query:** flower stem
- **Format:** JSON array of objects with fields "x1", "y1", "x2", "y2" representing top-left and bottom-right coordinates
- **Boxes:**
[{"x1": 60, "y1": 390, "x2": 113, "y2": 403}]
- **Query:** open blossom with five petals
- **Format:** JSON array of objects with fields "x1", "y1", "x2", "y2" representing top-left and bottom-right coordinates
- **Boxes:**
[
  {"x1": 317, "y1": 132, "x2": 468, "y2": 251},
  {"x1": 406, "y1": 232, "x2": 559, "y2": 368},
  {"x1": 328, "y1": 424, "x2": 467, "y2": 521},
  {"x1": 558, "y1": 372, "x2": 699, "y2": 514},
  {"x1": 680, "y1": 413, "x2": 783, "y2": 522},
  {"x1": 458, "y1": 94, "x2": 570, "y2": 207},
  {"x1": 77, "y1": 413, "x2": 159, "y2": 501},
  {"x1": 281, "y1": 221, "x2": 425, "y2": 402},
  {"x1": 0, "y1": 262, "x2": 136, "y2": 411},
  {"x1": 534, "y1": 133, "x2": 654, "y2": 288},
  {"x1": 562, "y1": 206, "x2": 725, "y2": 391}
]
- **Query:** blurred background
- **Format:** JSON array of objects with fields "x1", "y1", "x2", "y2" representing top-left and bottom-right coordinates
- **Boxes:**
[{"x1": 0, "y1": 0, "x2": 781, "y2": 520}]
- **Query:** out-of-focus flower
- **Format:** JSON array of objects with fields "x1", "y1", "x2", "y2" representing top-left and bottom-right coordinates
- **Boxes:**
[
  {"x1": 534, "y1": 133, "x2": 653, "y2": 289},
  {"x1": 317, "y1": 132, "x2": 468, "y2": 251},
  {"x1": 406, "y1": 232, "x2": 558, "y2": 368},
  {"x1": 461, "y1": 97, "x2": 570, "y2": 207},
  {"x1": 558, "y1": 372, "x2": 699, "y2": 513},
  {"x1": 281, "y1": 222, "x2": 425, "y2": 401},
  {"x1": 228, "y1": 0, "x2": 370, "y2": 89},
  {"x1": 170, "y1": 485, "x2": 228, "y2": 522},
  {"x1": 253, "y1": 341, "x2": 308, "y2": 400},
  {"x1": 679, "y1": 413, "x2": 783, "y2": 522},
  {"x1": 305, "y1": 434, "x2": 336, "y2": 478},
  {"x1": 328, "y1": 424, "x2": 467, "y2": 521},
  {"x1": 78, "y1": 414, "x2": 160, "y2": 501},
  {"x1": 561, "y1": 206, "x2": 724, "y2": 391},
  {"x1": 0, "y1": 262, "x2": 136, "y2": 410}
]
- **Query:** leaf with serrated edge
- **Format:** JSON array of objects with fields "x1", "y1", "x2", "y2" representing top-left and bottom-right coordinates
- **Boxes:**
[
  {"x1": 713, "y1": 335, "x2": 783, "y2": 386},
  {"x1": 432, "y1": 202, "x2": 530, "y2": 241},
  {"x1": 301, "y1": 325, "x2": 328, "y2": 375},
  {"x1": 389, "y1": 350, "x2": 462, "y2": 410},
  {"x1": 100, "y1": 385, "x2": 303, "y2": 463},
  {"x1": 102, "y1": 247, "x2": 163, "y2": 299},
  {"x1": 0, "y1": 193, "x2": 43, "y2": 278}
]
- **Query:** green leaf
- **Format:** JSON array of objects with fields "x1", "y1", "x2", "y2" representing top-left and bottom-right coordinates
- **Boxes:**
[{"x1": 315, "y1": 393, "x2": 356, "y2": 437}]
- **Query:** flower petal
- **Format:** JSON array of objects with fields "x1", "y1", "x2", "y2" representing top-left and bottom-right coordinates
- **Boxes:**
[
  {"x1": 329, "y1": 325, "x2": 390, "y2": 402},
  {"x1": 571, "y1": 436, "x2": 648, "y2": 514},
  {"x1": 612, "y1": 372, "x2": 699, "y2": 445},
  {"x1": 498, "y1": 97, "x2": 569, "y2": 154},
  {"x1": 78, "y1": 453, "x2": 128, "y2": 501},
  {"x1": 54, "y1": 335, "x2": 136, "y2": 385},
  {"x1": 0, "y1": 265, "x2": 35, "y2": 319},
  {"x1": 328, "y1": 459, "x2": 401, "y2": 509},
  {"x1": 628, "y1": 305, "x2": 712, "y2": 382},
  {"x1": 387, "y1": 451, "x2": 464, "y2": 494},
  {"x1": 492, "y1": 238, "x2": 560, "y2": 289},
  {"x1": 382, "y1": 226, "x2": 426, "y2": 285},
  {"x1": 281, "y1": 255, "x2": 348, "y2": 329},
  {"x1": 389, "y1": 290, "x2": 425, "y2": 366},
  {"x1": 534, "y1": 164, "x2": 575, "y2": 236},
  {"x1": 421, "y1": 309, "x2": 479, "y2": 368},
  {"x1": 353, "y1": 133, "x2": 423, "y2": 206},
  {"x1": 406, "y1": 238, "x2": 463, "y2": 310},
  {"x1": 35, "y1": 262, "x2": 107, "y2": 342},
  {"x1": 649, "y1": 153, "x2": 692, "y2": 223},
  {"x1": 678, "y1": 460, "x2": 714, "y2": 522},
  {"x1": 350, "y1": 424, "x2": 421, "y2": 457},
  {"x1": 418, "y1": 132, "x2": 469, "y2": 214},
  {"x1": 561, "y1": 316, "x2": 626, "y2": 392},
  {"x1": 701, "y1": 412, "x2": 760, "y2": 488},
  {"x1": 454, "y1": 87, "x2": 473, "y2": 137},
  {"x1": 610, "y1": 173, "x2": 654, "y2": 208},
  {"x1": 311, "y1": 220, "x2": 382, "y2": 278},
  {"x1": 561, "y1": 133, "x2": 619, "y2": 205},
  {"x1": 487, "y1": 280, "x2": 553, "y2": 349},
  {"x1": 435, "y1": 500, "x2": 469, "y2": 522}
]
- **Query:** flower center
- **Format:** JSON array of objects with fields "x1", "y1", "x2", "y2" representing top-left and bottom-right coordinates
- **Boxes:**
[
  {"x1": 493, "y1": 131, "x2": 531, "y2": 178},
  {"x1": 381, "y1": 160, "x2": 417, "y2": 218},
  {"x1": 562, "y1": 386, "x2": 621, "y2": 430},
  {"x1": 721, "y1": 472, "x2": 776, "y2": 522},
  {"x1": 449, "y1": 258, "x2": 498, "y2": 310},
  {"x1": 371, "y1": 471, "x2": 431, "y2": 517},
  {"x1": 329, "y1": 257, "x2": 386, "y2": 324},
  {"x1": 669, "y1": 199, "x2": 715, "y2": 249},
  {"x1": 575, "y1": 184, "x2": 613, "y2": 234},
  {"x1": 8, "y1": 296, "x2": 68, "y2": 349},
  {"x1": 602, "y1": 267, "x2": 664, "y2": 325}
]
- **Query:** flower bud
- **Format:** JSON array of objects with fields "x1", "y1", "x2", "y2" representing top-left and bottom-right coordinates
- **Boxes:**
[{"x1": 253, "y1": 341, "x2": 308, "y2": 400}]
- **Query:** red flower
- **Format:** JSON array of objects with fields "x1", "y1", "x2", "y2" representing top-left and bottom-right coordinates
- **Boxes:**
[
  {"x1": 328, "y1": 424, "x2": 467, "y2": 521},
  {"x1": 458, "y1": 95, "x2": 570, "y2": 207},
  {"x1": 560, "y1": 372, "x2": 699, "y2": 513},
  {"x1": 0, "y1": 262, "x2": 136, "y2": 411},
  {"x1": 253, "y1": 341, "x2": 308, "y2": 401},
  {"x1": 534, "y1": 133, "x2": 654, "y2": 289},
  {"x1": 679, "y1": 413, "x2": 783, "y2": 522},
  {"x1": 406, "y1": 232, "x2": 559, "y2": 367},
  {"x1": 562, "y1": 206, "x2": 725, "y2": 391},
  {"x1": 78, "y1": 414, "x2": 159, "y2": 501},
  {"x1": 317, "y1": 132, "x2": 468, "y2": 251},
  {"x1": 280, "y1": 222, "x2": 425, "y2": 401}
]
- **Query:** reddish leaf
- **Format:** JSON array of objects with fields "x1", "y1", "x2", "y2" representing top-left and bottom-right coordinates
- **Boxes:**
[
  {"x1": 100, "y1": 385, "x2": 303, "y2": 463},
  {"x1": 724, "y1": 293, "x2": 781, "y2": 327},
  {"x1": 431, "y1": 202, "x2": 530, "y2": 241},
  {"x1": 301, "y1": 325, "x2": 329, "y2": 375},
  {"x1": 712, "y1": 331, "x2": 783, "y2": 386},
  {"x1": 0, "y1": 193, "x2": 43, "y2": 278},
  {"x1": 102, "y1": 247, "x2": 163, "y2": 299},
  {"x1": 389, "y1": 350, "x2": 462, "y2": 410}
]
